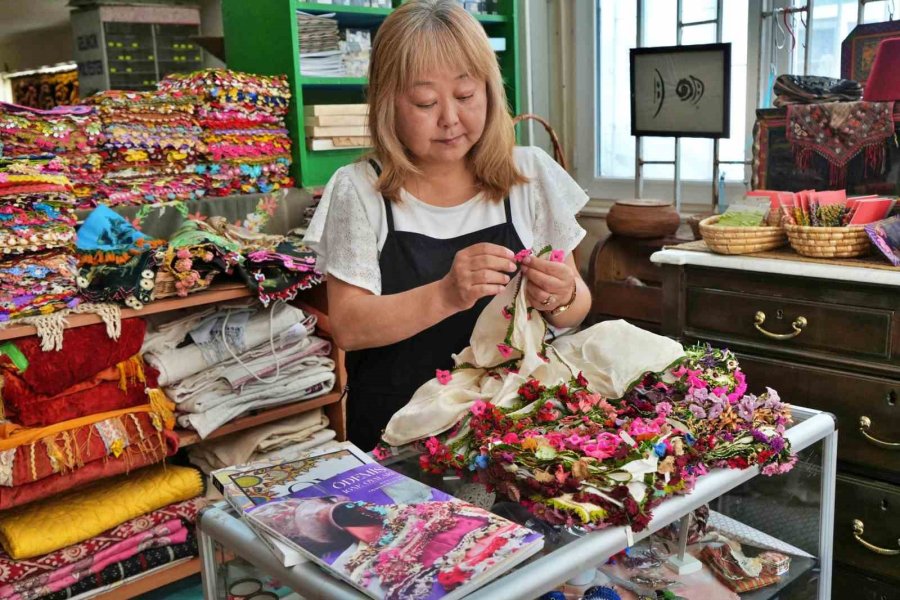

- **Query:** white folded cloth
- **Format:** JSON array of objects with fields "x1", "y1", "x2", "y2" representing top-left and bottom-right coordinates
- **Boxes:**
[{"x1": 382, "y1": 273, "x2": 685, "y2": 446}]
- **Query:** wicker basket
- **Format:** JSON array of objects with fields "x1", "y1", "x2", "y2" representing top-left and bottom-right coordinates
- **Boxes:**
[
  {"x1": 152, "y1": 270, "x2": 214, "y2": 300},
  {"x1": 698, "y1": 215, "x2": 787, "y2": 255},
  {"x1": 784, "y1": 223, "x2": 872, "y2": 258}
]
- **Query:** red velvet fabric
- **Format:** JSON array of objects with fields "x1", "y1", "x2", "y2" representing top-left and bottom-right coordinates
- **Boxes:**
[
  {"x1": 3, "y1": 361, "x2": 159, "y2": 427},
  {"x1": 3, "y1": 411, "x2": 169, "y2": 488},
  {"x1": 0, "y1": 431, "x2": 177, "y2": 511},
  {"x1": 865, "y1": 38, "x2": 900, "y2": 101},
  {"x1": 0, "y1": 320, "x2": 146, "y2": 398}
]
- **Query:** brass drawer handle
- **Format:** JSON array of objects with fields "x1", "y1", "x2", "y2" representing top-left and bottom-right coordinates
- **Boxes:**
[
  {"x1": 859, "y1": 416, "x2": 900, "y2": 450},
  {"x1": 853, "y1": 519, "x2": 900, "y2": 556},
  {"x1": 754, "y1": 311, "x2": 807, "y2": 340}
]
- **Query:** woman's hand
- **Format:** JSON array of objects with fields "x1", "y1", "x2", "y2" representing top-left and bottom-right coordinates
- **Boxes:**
[
  {"x1": 520, "y1": 253, "x2": 576, "y2": 312},
  {"x1": 439, "y1": 243, "x2": 517, "y2": 312}
]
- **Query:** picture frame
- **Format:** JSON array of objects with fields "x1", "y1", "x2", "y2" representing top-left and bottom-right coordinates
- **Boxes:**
[
  {"x1": 841, "y1": 20, "x2": 900, "y2": 88},
  {"x1": 630, "y1": 42, "x2": 731, "y2": 138}
]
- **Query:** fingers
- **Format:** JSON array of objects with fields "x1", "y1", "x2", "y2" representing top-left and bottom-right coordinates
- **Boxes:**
[
  {"x1": 467, "y1": 254, "x2": 517, "y2": 273},
  {"x1": 470, "y1": 269, "x2": 510, "y2": 287},
  {"x1": 522, "y1": 254, "x2": 571, "y2": 276},
  {"x1": 462, "y1": 243, "x2": 516, "y2": 260},
  {"x1": 521, "y1": 263, "x2": 565, "y2": 291}
]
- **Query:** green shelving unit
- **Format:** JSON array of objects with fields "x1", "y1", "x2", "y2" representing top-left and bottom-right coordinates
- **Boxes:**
[{"x1": 222, "y1": 0, "x2": 520, "y2": 188}]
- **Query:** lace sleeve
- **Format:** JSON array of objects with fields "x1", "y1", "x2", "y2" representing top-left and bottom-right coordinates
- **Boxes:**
[
  {"x1": 304, "y1": 169, "x2": 382, "y2": 295},
  {"x1": 528, "y1": 147, "x2": 589, "y2": 253}
]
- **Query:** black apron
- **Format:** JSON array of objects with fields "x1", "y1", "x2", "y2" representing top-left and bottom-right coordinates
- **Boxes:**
[{"x1": 345, "y1": 161, "x2": 525, "y2": 450}]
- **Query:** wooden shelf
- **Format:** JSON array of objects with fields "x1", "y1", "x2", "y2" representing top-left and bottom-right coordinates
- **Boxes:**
[
  {"x1": 0, "y1": 282, "x2": 253, "y2": 342},
  {"x1": 91, "y1": 556, "x2": 200, "y2": 600},
  {"x1": 176, "y1": 391, "x2": 342, "y2": 447}
]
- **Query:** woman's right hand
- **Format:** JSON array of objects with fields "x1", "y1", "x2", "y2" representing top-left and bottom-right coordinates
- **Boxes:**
[{"x1": 439, "y1": 243, "x2": 517, "y2": 312}]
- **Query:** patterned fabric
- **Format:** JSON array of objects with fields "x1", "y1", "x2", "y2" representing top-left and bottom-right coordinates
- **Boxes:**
[
  {"x1": 0, "y1": 251, "x2": 78, "y2": 323},
  {"x1": 773, "y1": 74, "x2": 862, "y2": 106},
  {"x1": 238, "y1": 240, "x2": 323, "y2": 306},
  {"x1": 0, "y1": 464, "x2": 203, "y2": 559},
  {"x1": 39, "y1": 531, "x2": 198, "y2": 600},
  {"x1": 0, "y1": 408, "x2": 172, "y2": 488},
  {"x1": 159, "y1": 69, "x2": 293, "y2": 196},
  {"x1": 787, "y1": 101, "x2": 896, "y2": 186},
  {"x1": 700, "y1": 545, "x2": 781, "y2": 593},
  {"x1": 2, "y1": 522, "x2": 189, "y2": 600},
  {"x1": 0, "y1": 497, "x2": 205, "y2": 589}
]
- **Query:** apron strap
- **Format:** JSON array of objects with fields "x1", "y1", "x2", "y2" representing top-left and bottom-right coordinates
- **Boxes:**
[
  {"x1": 503, "y1": 196, "x2": 512, "y2": 223},
  {"x1": 368, "y1": 159, "x2": 396, "y2": 233}
]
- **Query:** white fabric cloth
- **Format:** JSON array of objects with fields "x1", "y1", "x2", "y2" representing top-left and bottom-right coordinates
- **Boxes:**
[
  {"x1": 176, "y1": 356, "x2": 336, "y2": 439},
  {"x1": 382, "y1": 273, "x2": 685, "y2": 446},
  {"x1": 145, "y1": 303, "x2": 312, "y2": 386},
  {"x1": 303, "y1": 146, "x2": 589, "y2": 295},
  {"x1": 187, "y1": 408, "x2": 328, "y2": 473}
]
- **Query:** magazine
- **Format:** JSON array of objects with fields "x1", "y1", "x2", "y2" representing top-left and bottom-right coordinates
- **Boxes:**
[
  {"x1": 213, "y1": 443, "x2": 543, "y2": 600},
  {"x1": 212, "y1": 442, "x2": 373, "y2": 567}
]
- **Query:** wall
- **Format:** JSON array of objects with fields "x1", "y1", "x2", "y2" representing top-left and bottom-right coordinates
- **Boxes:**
[
  {"x1": 199, "y1": 0, "x2": 225, "y2": 68},
  {"x1": 0, "y1": 24, "x2": 73, "y2": 73}
]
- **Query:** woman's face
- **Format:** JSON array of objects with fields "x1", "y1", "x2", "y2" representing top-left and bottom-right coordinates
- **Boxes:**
[{"x1": 394, "y1": 67, "x2": 487, "y2": 167}]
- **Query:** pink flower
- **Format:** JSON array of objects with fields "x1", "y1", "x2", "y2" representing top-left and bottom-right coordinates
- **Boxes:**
[
  {"x1": 549, "y1": 249, "x2": 565, "y2": 263},
  {"x1": 471, "y1": 400, "x2": 488, "y2": 417},
  {"x1": 655, "y1": 401, "x2": 673, "y2": 417},
  {"x1": 514, "y1": 248, "x2": 532, "y2": 263},
  {"x1": 501, "y1": 306, "x2": 512, "y2": 320},
  {"x1": 497, "y1": 344, "x2": 514, "y2": 359},
  {"x1": 629, "y1": 417, "x2": 661, "y2": 441},
  {"x1": 176, "y1": 248, "x2": 191, "y2": 260},
  {"x1": 371, "y1": 445, "x2": 391, "y2": 460},
  {"x1": 566, "y1": 433, "x2": 588, "y2": 448},
  {"x1": 436, "y1": 369, "x2": 452, "y2": 385},
  {"x1": 502, "y1": 432, "x2": 520, "y2": 444},
  {"x1": 727, "y1": 370, "x2": 748, "y2": 403},
  {"x1": 582, "y1": 432, "x2": 621, "y2": 460},
  {"x1": 425, "y1": 437, "x2": 441, "y2": 455}
]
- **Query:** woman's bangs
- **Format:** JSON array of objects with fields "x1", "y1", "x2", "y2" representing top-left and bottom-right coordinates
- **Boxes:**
[{"x1": 398, "y1": 26, "x2": 491, "y2": 90}]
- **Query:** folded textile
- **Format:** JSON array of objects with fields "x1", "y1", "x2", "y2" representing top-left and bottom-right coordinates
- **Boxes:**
[
  {"x1": 0, "y1": 251, "x2": 79, "y2": 322},
  {"x1": 383, "y1": 272, "x2": 685, "y2": 446},
  {"x1": 155, "y1": 218, "x2": 243, "y2": 296},
  {"x1": 39, "y1": 531, "x2": 198, "y2": 600},
  {"x1": 75, "y1": 205, "x2": 163, "y2": 265},
  {"x1": 166, "y1": 330, "x2": 327, "y2": 402},
  {"x1": 238, "y1": 240, "x2": 323, "y2": 306},
  {"x1": 146, "y1": 302, "x2": 308, "y2": 385},
  {"x1": 65, "y1": 557, "x2": 195, "y2": 600},
  {"x1": 0, "y1": 464, "x2": 203, "y2": 559},
  {"x1": 0, "y1": 406, "x2": 173, "y2": 487},
  {"x1": 0, "y1": 319, "x2": 146, "y2": 397},
  {"x1": 186, "y1": 408, "x2": 327, "y2": 473},
  {"x1": 0, "y1": 430, "x2": 177, "y2": 511},
  {"x1": 0, "y1": 497, "x2": 205, "y2": 590},
  {"x1": 176, "y1": 358, "x2": 335, "y2": 439},
  {"x1": 773, "y1": 74, "x2": 863, "y2": 106},
  {"x1": 3, "y1": 519, "x2": 188, "y2": 600},
  {"x1": 2, "y1": 355, "x2": 160, "y2": 427},
  {"x1": 255, "y1": 428, "x2": 337, "y2": 462},
  {"x1": 700, "y1": 544, "x2": 780, "y2": 593}
]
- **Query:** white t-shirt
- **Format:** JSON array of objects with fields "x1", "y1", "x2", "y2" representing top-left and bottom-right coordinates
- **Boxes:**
[{"x1": 304, "y1": 146, "x2": 589, "y2": 295}]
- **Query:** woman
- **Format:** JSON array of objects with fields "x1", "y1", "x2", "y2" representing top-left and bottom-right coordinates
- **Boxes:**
[{"x1": 306, "y1": 0, "x2": 592, "y2": 450}]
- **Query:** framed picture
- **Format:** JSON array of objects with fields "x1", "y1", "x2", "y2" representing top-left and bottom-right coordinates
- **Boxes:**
[
  {"x1": 630, "y1": 43, "x2": 731, "y2": 138},
  {"x1": 841, "y1": 20, "x2": 900, "y2": 87}
]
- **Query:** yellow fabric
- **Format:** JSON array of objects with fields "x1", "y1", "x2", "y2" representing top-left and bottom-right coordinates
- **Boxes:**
[
  {"x1": 0, "y1": 464, "x2": 202, "y2": 559},
  {"x1": 0, "y1": 397, "x2": 175, "y2": 450}
]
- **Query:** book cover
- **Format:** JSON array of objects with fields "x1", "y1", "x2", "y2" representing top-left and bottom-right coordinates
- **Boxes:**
[{"x1": 216, "y1": 445, "x2": 543, "y2": 600}]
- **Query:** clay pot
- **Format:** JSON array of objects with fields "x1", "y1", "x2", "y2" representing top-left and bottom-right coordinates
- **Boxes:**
[{"x1": 606, "y1": 199, "x2": 681, "y2": 239}]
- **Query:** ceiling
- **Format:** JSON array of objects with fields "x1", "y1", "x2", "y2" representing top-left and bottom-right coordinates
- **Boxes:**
[{"x1": 0, "y1": 0, "x2": 71, "y2": 38}]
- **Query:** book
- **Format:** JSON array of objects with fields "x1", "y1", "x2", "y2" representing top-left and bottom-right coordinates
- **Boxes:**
[
  {"x1": 305, "y1": 125, "x2": 370, "y2": 137},
  {"x1": 304, "y1": 103, "x2": 369, "y2": 116},
  {"x1": 308, "y1": 136, "x2": 372, "y2": 151},
  {"x1": 213, "y1": 443, "x2": 543, "y2": 600},
  {"x1": 308, "y1": 114, "x2": 368, "y2": 127}
]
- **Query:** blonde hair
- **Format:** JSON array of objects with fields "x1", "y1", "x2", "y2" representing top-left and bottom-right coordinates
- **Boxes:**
[{"x1": 367, "y1": 0, "x2": 526, "y2": 201}]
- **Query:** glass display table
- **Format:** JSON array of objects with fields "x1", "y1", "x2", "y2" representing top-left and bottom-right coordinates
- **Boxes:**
[{"x1": 197, "y1": 406, "x2": 837, "y2": 599}]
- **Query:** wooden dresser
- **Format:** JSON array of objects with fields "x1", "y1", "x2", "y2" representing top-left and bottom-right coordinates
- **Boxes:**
[{"x1": 653, "y1": 248, "x2": 900, "y2": 599}]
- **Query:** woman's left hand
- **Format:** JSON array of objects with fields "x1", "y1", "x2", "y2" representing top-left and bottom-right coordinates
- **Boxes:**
[{"x1": 520, "y1": 254, "x2": 576, "y2": 312}]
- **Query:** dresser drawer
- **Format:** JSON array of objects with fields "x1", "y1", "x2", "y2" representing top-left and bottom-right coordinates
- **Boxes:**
[
  {"x1": 737, "y1": 355, "x2": 900, "y2": 482},
  {"x1": 833, "y1": 564, "x2": 900, "y2": 600},
  {"x1": 686, "y1": 287, "x2": 894, "y2": 362},
  {"x1": 835, "y1": 473, "x2": 900, "y2": 583}
]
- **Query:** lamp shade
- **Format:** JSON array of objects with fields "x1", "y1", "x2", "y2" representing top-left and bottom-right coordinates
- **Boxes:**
[{"x1": 864, "y1": 37, "x2": 900, "y2": 101}]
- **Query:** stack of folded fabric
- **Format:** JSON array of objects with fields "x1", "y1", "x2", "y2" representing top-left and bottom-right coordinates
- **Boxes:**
[
  {"x1": 0, "y1": 156, "x2": 79, "y2": 323},
  {"x1": 159, "y1": 69, "x2": 293, "y2": 196},
  {"x1": 143, "y1": 301, "x2": 335, "y2": 439},
  {"x1": 154, "y1": 217, "x2": 244, "y2": 297},
  {"x1": 0, "y1": 465, "x2": 205, "y2": 599},
  {"x1": 773, "y1": 74, "x2": 863, "y2": 106},
  {"x1": 188, "y1": 407, "x2": 339, "y2": 483},
  {"x1": 0, "y1": 320, "x2": 177, "y2": 510},
  {"x1": 82, "y1": 90, "x2": 207, "y2": 207}
]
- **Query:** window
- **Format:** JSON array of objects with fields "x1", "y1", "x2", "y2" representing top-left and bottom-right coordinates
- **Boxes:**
[{"x1": 573, "y1": 0, "x2": 894, "y2": 211}]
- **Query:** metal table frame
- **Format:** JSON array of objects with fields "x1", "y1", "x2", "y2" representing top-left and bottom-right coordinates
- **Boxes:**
[{"x1": 197, "y1": 406, "x2": 837, "y2": 600}]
